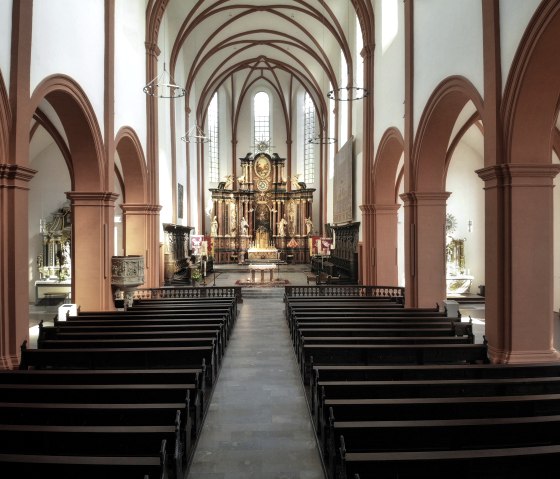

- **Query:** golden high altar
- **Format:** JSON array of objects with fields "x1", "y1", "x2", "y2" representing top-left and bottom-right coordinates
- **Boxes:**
[{"x1": 209, "y1": 151, "x2": 315, "y2": 264}]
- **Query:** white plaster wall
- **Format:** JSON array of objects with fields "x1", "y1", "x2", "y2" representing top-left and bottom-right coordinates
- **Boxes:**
[
  {"x1": 185, "y1": 89, "x2": 199, "y2": 232},
  {"x1": 172, "y1": 50, "x2": 187, "y2": 228},
  {"x1": 0, "y1": 0, "x2": 12, "y2": 93},
  {"x1": 158, "y1": 59, "x2": 173, "y2": 239},
  {"x1": 374, "y1": 0, "x2": 405, "y2": 149},
  {"x1": 157, "y1": 13, "x2": 176, "y2": 239},
  {"x1": 114, "y1": 0, "x2": 147, "y2": 157},
  {"x1": 499, "y1": 0, "x2": 541, "y2": 92},
  {"x1": 413, "y1": 0, "x2": 483, "y2": 134},
  {"x1": 31, "y1": 0, "x2": 105, "y2": 139}
]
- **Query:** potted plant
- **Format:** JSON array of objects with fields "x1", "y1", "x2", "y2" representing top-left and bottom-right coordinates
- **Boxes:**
[{"x1": 191, "y1": 267, "x2": 202, "y2": 286}]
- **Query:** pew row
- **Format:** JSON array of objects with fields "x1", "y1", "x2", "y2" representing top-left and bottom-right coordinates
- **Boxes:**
[
  {"x1": 19, "y1": 341, "x2": 217, "y2": 386},
  {"x1": 302, "y1": 342, "x2": 489, "y2": 384},
  {"x1": 0, "y1": 441, "x2": 169, "y2": 479}
]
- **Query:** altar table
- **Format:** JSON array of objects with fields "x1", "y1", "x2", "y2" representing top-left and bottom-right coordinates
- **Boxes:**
[{"x1": 248, "y1": 263, "x2": 277, "y2": 283}]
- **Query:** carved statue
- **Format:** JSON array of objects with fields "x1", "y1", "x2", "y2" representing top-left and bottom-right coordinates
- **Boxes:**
[
  {"x1": 305, "y1": 217, "x2": 313, "y2": 235},
  {"x1": 229, "y1": 202, "x2": 237, "y2": 236},
  {"x1": 224, "y1": 175, "x2": 234, "y2": 190},
  {"x1": 277, "y1": 216, "x2": 288, "y2": 237},
  {"x1": 240, "y1": 217, "x2": 249, "y2": 236},
  {"x1": 290, "y1": 175, "x2": 302, "y2": 190},
  {"x1": 211, "y1": 216, "x2": 218, "y2": 236}
]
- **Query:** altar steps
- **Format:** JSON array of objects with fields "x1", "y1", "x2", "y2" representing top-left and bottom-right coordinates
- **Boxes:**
[
  {"x1": 241, "y1": 288, "x2": 286, "y2": 299},
  {"x1": 447, "y1": 294, "x2": 485, "y2": 305}
]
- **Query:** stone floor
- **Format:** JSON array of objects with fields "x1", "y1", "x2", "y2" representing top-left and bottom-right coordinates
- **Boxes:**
[{"x1": 186, "y1": 287, "x2": 326, "y2": 479}]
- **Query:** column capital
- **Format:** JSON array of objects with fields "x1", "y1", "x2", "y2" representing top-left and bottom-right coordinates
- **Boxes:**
[
  {"x1": 66, "y1": 191, "x2": 120, "y2": 206},
  {"x1": 0, "y1": 164, "x2": 36, "y2": 186},
  {"x1": 121, "y1": 203, "x2": 163, "y2": 215},
  {"x1": 144, "y1": 41, "x2": 161, "y2": 57},
  {"x1": 360, "y1": 203, "x2": 400, "y2": 214},
  {"x1": 477, "y1": 164, "x2": 560, "y2": 185},
  {"x1": 361, "y1": 43, "x2": 375, "y2": 59},
  {"x1": 399, "y1": 191, "x2": 451, "y2": 206}
]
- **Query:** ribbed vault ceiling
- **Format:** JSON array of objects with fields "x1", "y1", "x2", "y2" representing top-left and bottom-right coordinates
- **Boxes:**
[{"x1": 152, "y1": 0, "x2": 363, "y2": 126}]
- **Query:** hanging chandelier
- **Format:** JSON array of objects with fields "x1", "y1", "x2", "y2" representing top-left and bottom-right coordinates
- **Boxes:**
[
  {"x1": 143, "y1": 63, "x2": 186, "y2": 98},
  {"x1": 180, "y1": 125, "x2": 210, "y2": 143},
  {"x1": 327, "y1": 85, "x2": 369, "y2": 101},
  {"x1": 308, "y1": 127, "x2": 336, "y2": 144}
]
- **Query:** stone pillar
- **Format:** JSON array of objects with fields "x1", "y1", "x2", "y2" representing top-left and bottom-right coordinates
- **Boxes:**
[
  {"x1": 0, "y1": 165, "x2": 36, "y2": 369},
  {"x1": 477, "y1": 164, "x2": 560, "y2": 363},
  {"x1": 121, "y1": 203, "x2": 161, "y2": 288},
  {"x1": 400, "y1": 192, "x2": 450, "y2": 308},
  {"x1": 66, "y1": 191, "x2": 119, "y2": 311},
  {"x1": 372, "y1": 204, "x2": 400, "y2": 286},
  {"x1": 359, "y1": 204, "x2": 375, "y2": 285}
]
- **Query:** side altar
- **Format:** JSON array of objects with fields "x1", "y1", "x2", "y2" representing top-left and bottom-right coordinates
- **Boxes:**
[{"x1": 209, "y1": 149, "x2": 315, "y2": 264}]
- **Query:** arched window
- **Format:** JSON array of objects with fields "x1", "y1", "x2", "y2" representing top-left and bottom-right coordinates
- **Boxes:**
[
  {"x1": 253, "y1": 91, "x2": 270, "y2": 149},
  {"x1": 208, "y1": 92, "x2": 219, "y2": 182},
  {"x1": 303, "y1": 91, "x2": 315, "y2": 183}
]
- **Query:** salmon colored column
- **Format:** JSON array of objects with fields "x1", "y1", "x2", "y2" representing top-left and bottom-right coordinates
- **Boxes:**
[
  {"x1": 477, "y1": 164, "x2": 560, "y2": 363},
  {"x1": 0, "y1": 165, "x2": 36, "y2": 369},
  {"x1": 66, "y1": 192, "x2": 119, "y2": 311},
  {"x1": 372, "y1": 204, "x2": 400, "y2": 286},
  {"x1": 121, "y1": 202, "x2": 162, "y2": 288},
  {"x1": 400, "y1": 192, "x2": 450, "y2": 309},
  {"x1": 359, "y1": 204, "x2": 374, "y2": 284},
  {"x1": 359, "y1": 41, "x2": 375, "y2": 286},
  {"x1": 0, "y1": 0, "x2": 34, "y2": 368}
]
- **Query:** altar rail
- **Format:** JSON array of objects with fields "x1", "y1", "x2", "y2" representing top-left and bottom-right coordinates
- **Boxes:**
[
  {"x1": 284, "y1": 285, "x2": 404, "y2": 300},
  {"x1": 133, "y1": 286, "x2": 243, "y2": 303}
]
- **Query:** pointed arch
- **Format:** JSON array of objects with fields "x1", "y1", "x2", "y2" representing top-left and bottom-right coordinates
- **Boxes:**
[
  {"x1": 0, "y1": 71, "x2": 10, "y2": 161},
  {"x1": 29, "y1": 75, "x2": 105, "y2": 191},
  {"x1": 503, "y1": 0, "x2": 560, "y2": 165},
  {"x1": 554, "y1": 127, "x2": 560, "y2": 159},
  {"x1": 373, "y1": 127, "x2": 404, "y2": 204},
  {"x1": 413, "y1": 76, "x2": 484, "y2": 192},
  {"x1": 29, "y1": 75, "x2": 113, "y2": 311},
  {"x1": 115, "y1": 126, "x2": 147, "y2": 204}
]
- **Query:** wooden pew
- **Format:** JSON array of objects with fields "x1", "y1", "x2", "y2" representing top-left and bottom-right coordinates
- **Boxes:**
[
  {"x1": 47, "y1": 319, "x2": 229, "y2": 348},
  {"x1": 293, "y1": 321, "x2": 469, "y2": 346},
  {"x1": 0, "y1": 440, "x2": 169, "y2": 479},
  {"x1": 126, "y1": 301, "x2": 238, "y2": 323},
  {"x1": 321, "y1": 392, "x2": 560, "y2": 448},
  {"x1": 310, "y1": 362, "x2": 560, "y2": 415},
  {"x1": 301, "y1": 343, "x2": 489, "y2": 384},
  {"x1": 0, "y1": 419, "x2": 185, "y2": 478},
  {"x1": 297, "y1": 335, "x2": 474, "y2": 362},
  {"x1": 37, "y1": 337, "x2": 220, "y2": 373},
  {"x1": 316, "y1": 376, "x2": 560, "y2": 445},
  {"x1": 0, "y1": 367, "x2": 203, "y2": 388},
  {"x1": 62, "y1": 314, "x2": 233, "y2": 341},
  {"x1": 0, "y1": 381, "x2": 202, "y2": 438},
  {"x1": 285, "y1": 299, "x2": 404, "y2": 322},
  {"x1": 333, "y1": 415, "x2": 560, "y2": 479},
  {"x1": 289, "y1": 314, "x2": 460, "y2": 339},
  {"x1": 19, "y1": 341, "x2": 218, "y2": 385},
  {"x1": 41, "y1": 327, "x2": 225, "y2": 361},
  {"x1": 340, "y1": 444, "x2": 560, "y2": 479}
]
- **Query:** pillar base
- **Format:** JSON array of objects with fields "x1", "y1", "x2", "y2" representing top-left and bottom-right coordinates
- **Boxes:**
[{"x1": 488, "y1": 345, "x2": 560, "y2": 364}]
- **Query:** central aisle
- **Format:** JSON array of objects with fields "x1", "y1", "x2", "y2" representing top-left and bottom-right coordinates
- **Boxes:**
[{"x1": 187, "y1": 288, "x2": 326, "y2": 478}]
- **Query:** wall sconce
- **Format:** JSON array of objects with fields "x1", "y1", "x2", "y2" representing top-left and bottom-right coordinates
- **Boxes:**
[{"x1": 468, "y1": 220, "x2": 473, "y2": 232}]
